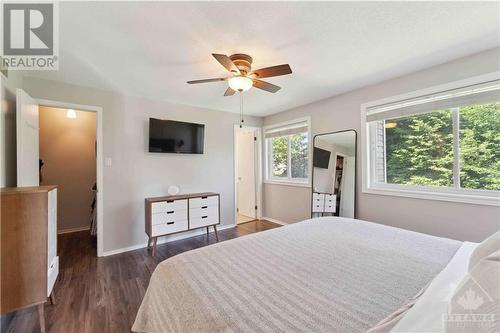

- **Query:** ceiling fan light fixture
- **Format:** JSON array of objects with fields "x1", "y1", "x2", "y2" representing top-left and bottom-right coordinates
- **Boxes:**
[
  {"x1": 66, "y1": 109, "x2": 77, "y2": 119},
  {"x1": 228, "y1": 76, "x2": 253, "y2": 92}
]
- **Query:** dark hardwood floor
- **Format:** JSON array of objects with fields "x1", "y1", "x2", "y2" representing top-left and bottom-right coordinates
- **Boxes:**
[{"x1": 4, "y1": 220, "x2": 281, "y2": 333}]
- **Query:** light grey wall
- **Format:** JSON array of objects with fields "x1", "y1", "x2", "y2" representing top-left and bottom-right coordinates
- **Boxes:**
[
  {"x1": 22, "y1": 77, "x2": 262, "y2": 253},
  {"x1": 1, "y1": 71, "x2": 23, "y2": 187},
  {"x1": 263, "y1": 48, "x2": 500, "y2": 242}
]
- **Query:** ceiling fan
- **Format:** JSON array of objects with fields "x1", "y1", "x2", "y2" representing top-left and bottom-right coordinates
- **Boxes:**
[{"x1": 187, "y1": 53, "x2": 292, "y2": 96}]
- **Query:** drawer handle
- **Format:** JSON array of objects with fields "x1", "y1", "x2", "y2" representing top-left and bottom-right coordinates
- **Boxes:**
[
  {"x1": 167, "y1": 222, "x2": 175, "y2": 225},
  {"x1": 201, "y1": 206, "x2": 208, "y2": 209},
  {"x1": 166, "y1": 200, "x2": 174, "y2": 203},
  {"x1": 201, "y1": 196, "x2": 208, "y2": 199},
  {"x1": 167, "y1": 211, "x2": 174, "y2": 214},
  {"x1": 202, "y1": 216, "x2": 208, "y2": 219}
]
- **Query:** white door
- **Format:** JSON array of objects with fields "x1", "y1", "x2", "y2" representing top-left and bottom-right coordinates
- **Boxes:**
[
  {"x1": 339, "y1": 156, "x2": 355, "y2": 218},
  {"x1": 236, "y1": 129, "x2": 256, "y2": 219},
  {"x1": 16, "y1": 89, "x2": 40, "y2": 186}
]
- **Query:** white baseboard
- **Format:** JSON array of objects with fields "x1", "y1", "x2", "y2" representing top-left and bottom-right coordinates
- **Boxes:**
[
  {"x1": 58, "y1": 226, "x2": 91, "y2": 234},
  {"x1": 261, "y1": 216, "x2": 288, "y2": 226},
  {"x1": 101, "y1": 224, "x2": 236, "y2": 257}
]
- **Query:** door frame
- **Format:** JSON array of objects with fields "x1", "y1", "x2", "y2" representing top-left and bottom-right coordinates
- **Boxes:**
[
  {"x1": 233, "y1": 124, "x2": 262, "y2": 224},
  {"x1": 37, "y1": 98, "x2": 104, "y2": 257}
]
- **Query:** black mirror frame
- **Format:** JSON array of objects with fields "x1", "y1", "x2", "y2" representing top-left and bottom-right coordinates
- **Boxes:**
[{"x1": 310, "y1": 129, "x2": 357, "y2": 219}]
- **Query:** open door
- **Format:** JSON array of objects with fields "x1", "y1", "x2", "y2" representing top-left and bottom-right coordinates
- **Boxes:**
[
  {"x1": 16, "y1": 89, "x2": 39, "y2": 186},
  {"x1": 339, "y1": 156, "x2": 355, "y2": 218},
  {"x1": 235, "y1": 128, "x2": 257, "y2": 221}
]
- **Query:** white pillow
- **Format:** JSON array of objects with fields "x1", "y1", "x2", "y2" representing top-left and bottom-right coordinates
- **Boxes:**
[{"x1": 468, "y1": 231, "x2": 500, "y2": 271}]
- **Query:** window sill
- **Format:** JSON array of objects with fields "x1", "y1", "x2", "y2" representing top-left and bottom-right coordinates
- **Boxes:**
[
  {"x1": 264, "y1": 180, "x2": 311, "y2": 188},
  {"x1": 363, "y1": 185, "x2": 500, "y2": 206}
]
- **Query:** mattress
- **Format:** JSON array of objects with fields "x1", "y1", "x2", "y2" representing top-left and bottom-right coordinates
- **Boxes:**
[{"x1": 133, "y1": 217, "x2": 461, "y2": 333}]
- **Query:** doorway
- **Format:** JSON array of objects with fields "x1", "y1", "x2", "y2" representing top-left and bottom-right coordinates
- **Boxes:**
[
  {"x1": 39, "y1": 106, "x2": 97, "y2": 240},
  {"x1": 16, "y1": 89, "x2": 104, "y2": 256},
  {"x1": 332, "y1": 152, "x2": 355, "y2": 217},
  {"x1": 234, "y1": 125, "x2": 261, "y2": 224}
]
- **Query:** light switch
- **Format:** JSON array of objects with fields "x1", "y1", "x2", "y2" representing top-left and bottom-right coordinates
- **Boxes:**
[{"x1": 105, "y1": 157, "x2": 112, "y2": 167}]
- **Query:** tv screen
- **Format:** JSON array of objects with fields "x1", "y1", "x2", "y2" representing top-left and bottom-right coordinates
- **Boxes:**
[
  {"x1": 313, "y1": 147, "x2": 331, "y2": 169},
  {"x1": 149, "y1": 118, "x2": 205, "y2": 154}
]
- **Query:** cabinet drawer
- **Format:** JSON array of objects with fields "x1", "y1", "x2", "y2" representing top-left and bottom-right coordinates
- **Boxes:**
[
  {"x1": 47, "y1": 256, "x2": 59, "y2": 296},
  {"x1": 189, "y1": 196, "x2": 218, "y2": 208},
  {"x1": 189, "y1": 205, "x2": 218, "y2": 218},
  {"x1": 324, "y1": 203, "x2": 336, "y2": 213},
  {"x1": 324, "y1": 194, "x2": 336, "y2": 203},
  {"x1": 152, "y1": 210, "x2": 188, "y2": 225},
  {"x1": 152, "y1": 219, "x2": 188, "y2": 236},
  {"x1": 151, "y1": 199, "x2": 187, "y2": 213},
  {"x1": 312, "y1": 192, "x2": 325, "y2": 201},
  {"x1": 312, "y1": 202, "x2": 324, "y2": 213},
  {"x1": 190, "y1": 214, "x2": 219, "y2": 229}
]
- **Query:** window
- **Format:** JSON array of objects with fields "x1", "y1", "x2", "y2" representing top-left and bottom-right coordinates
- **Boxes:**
[
  {"x1": 265, "y1": 119, "x2": 310, "y2": 184},
  {"x1": 363, "y1": 77, "x2": 500, "y2": 205}
]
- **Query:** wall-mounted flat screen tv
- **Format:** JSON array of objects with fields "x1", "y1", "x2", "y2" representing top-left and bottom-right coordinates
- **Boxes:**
[
  {"x1": 149, "y1": 118, "x2": 205, "y2": 154},
  {"x1": 313, "y1": 147, "x2": 331, "y2": 169}
]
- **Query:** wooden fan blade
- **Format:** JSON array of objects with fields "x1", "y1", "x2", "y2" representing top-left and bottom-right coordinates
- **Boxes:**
[
  {"x1": 224, "y1": 87, "x2": 236, "y2": 96},
  {"x1": 251, "y1": 64, "x2": 292, "y2": 78},
  {"x1": 187, "y1": 78, "x2": 226, "y2": 84},
  {"x1": 253, "y1": 79, "x2": 281, "y2": 93},
  {"x1": 212, "y1": 54, "x2": 241, "y2": 74}
]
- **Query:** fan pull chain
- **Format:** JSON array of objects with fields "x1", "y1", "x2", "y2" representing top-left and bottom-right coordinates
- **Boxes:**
[{"x1": 239, "y1": 91, "x2": 244, "y2": 128}]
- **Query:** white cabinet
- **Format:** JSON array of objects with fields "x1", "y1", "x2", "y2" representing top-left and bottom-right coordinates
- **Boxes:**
[
  {"x1": 1, "y1": 185, "x2": 59, "y2": 331},
  {"x1": 145, "y1": 193, "x2": 220, "y2": 256},
  {"x1": 312, "y1": 192, "x2": 336, "y2": 214}
]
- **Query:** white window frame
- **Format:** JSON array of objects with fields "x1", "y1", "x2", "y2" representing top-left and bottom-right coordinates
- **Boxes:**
[
  {"x1": 264, "y1": 117, "x2": 311, "y2": 187},
  {"x1": 361, "y1": 72, "x2": 500, "y2": 206}
]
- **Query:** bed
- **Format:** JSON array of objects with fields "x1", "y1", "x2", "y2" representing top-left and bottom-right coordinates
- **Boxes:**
[{"x1": 133, "y1": 217, "x2": 463, "y2": 333}]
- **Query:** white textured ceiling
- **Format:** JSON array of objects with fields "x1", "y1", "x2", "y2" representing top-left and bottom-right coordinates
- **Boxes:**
[{"x1": 26, "y1": 1, "x2": 500, "y2": 116}]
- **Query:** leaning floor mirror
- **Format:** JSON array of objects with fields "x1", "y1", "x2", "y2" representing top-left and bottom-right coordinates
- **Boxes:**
[{"x1": 311, "y1": 130, "x2": 357, "y2": 218}]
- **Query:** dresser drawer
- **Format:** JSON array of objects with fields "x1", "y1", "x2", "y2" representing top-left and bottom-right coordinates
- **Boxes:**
[
  {"x1": 190, "y1": 214, "x2": 219, "y2": 229},
  {"x1": 152, "y1": 210, "x2": 188, "y2": 225},
  {"x1": 312, "y1": 192, "x2": 325, "y2": 202},
  {"x1": 324, "y1": 194, "x2": 336, "y2": 203},
  {"x1": 47, "y1": 256, "x2": 59, "y2": 296},
  {"x1": 312, "y1": 201, "x2": 324, "y2": 213},
  {"x1": 189, "y1": 195, "x2": 218, "y2": 208},
  {"x1": 151, "y1": 199, "x2": 187, "y2": 213},
  {"x1": 152, "y1": 219, "x2": 188, "y2": 236},
  {"x1": 324, "y1": 202, "x2": 336, "y2": 213},
  {"x1": 189, "y1": 205, "x2": 218, "y2": 218}
]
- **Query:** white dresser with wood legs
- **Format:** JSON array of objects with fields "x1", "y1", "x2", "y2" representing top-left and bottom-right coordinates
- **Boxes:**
[{"x1": 145, "y1": 192, "x2": 220, "y2": 256}]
